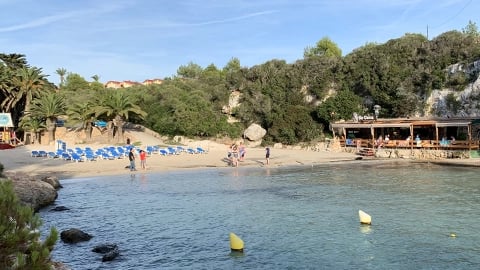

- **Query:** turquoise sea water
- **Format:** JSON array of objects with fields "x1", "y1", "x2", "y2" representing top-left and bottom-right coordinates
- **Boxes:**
[{"x1": 40, "y1": 162, "x2": 480, "y2": 269}]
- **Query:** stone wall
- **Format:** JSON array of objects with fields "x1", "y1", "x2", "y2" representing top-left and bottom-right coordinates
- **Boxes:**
[{"x1": 342, "y1": 146, "x2": 471, "y2": 160}]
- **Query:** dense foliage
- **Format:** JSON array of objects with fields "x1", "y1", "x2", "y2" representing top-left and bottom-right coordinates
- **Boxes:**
[
  {"x1": 1, "y1": 22, "x2": 479, "y2": 145},
  {"x1": 0, "y1": 179, "x2": 58, "y2": 269}
]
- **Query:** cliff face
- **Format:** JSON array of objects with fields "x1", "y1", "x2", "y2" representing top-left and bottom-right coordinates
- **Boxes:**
[
  {"x1": 3, "y1": 172, "x2": 60, "y2": 212},
  {"x1": 425, "y1": 62, "x2": 480, "y2": 118},
  {"x1": 425, "y1": 76, "x2": 480, "y2": 117}
]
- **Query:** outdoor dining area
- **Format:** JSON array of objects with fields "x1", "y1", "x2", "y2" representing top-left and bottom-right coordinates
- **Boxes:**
[{"x1": 331, "y1": 117, "x2": 480, "y2": 151}]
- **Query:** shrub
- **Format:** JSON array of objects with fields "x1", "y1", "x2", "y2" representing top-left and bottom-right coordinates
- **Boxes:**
[{"x1": 0, "y1": 180, "x2": 58, "y2": 269}]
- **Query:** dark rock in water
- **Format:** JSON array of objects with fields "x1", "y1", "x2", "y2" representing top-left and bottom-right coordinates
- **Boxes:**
[
  {"x1": 60, "y1": 228, "x2": 93, "y2": 243},
  {"x1": 50, "y1": 206, "x2": 70, "y2": 212},
  {"x1": 92, "y1": 243, "x2": 120, "y2": 262},
  {"x1": 102, "y1": 247, "x2": 120, "y2": 262},
  {"x1": 92, "y1": 243, "x2": 118, "y2": 253}
]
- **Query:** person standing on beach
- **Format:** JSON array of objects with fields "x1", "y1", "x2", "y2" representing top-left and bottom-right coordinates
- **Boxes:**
[
  {"x1": 239, "y1": 143, "x2": 246, "y2": 161},
  {"x1": 265, "y1": 147, "x2": 270, "y2": 165},
  {"x1": 231, "y1": 144, "x2": 239, "y2": 167},
  {"x1": 128, "y1": 148, "x2": 136, "y2": 171},
  {"x1": 139, "y1": 149, "x2": 147, "y2": 170}
]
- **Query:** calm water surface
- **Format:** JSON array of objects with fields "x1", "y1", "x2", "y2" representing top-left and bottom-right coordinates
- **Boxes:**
[{"x1": 40, "y1": 162, "x2": 480, "y2": 269}]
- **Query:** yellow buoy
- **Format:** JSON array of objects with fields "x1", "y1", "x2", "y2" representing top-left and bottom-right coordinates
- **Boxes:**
[
  {"x1": 359, "y1": 210, "x2": 372, "y2": 225},
  {"x1": 229, "y1": 232, "x2": 244, "y2": 252},
  {"x1": 450, "y1": 233, "x2": 457, "y2": 238}
]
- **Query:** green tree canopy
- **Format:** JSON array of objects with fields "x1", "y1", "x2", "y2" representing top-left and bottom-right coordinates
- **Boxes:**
[
  {"x1": 177, "y1": 62, "x2": 203, "y2": 79},
  {"x1": 63, "y1": 73, "x2": 90, "y2": 93},
  {"x1": 317, "y1": 90, "x2": 363, "y2": 123},
  {"x1": 304, "y1": 37, "x2": 342, "y2": 58}
]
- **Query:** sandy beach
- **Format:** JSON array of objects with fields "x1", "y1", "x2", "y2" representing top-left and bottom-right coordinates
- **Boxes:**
[
  {"x1": 0, "y1": 137, "x2": 359, "y2": 180},
  {"x1": 2, "y1": 127, "x2": 479, "y2": 180}
]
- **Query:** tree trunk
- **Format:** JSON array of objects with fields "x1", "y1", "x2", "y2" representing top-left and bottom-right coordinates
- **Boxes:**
[
  {"x1": 107, "y1": 121, "x2": 114, "y2": 143},
  {"x1": 46, "y1": 117, "x2": 56, "y2": 144},
  {"x1": 85, "y1": 121, "x2": 93, "y2": 141},
  {"x1": 31, "y1": 131, "x2": 36, "y2": 144},
  {"x1": 113, "y1": 115, "x2": 125, "y2": 144},
  {"x1": 23, "y1": 101, "x2": 32, "y2": 143}
]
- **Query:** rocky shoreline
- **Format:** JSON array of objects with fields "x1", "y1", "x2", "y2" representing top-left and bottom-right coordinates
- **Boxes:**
[
  {"x1": 1, "y1": 172, "x2": 71, "y2": 270},
  {"x1": 4, "y1": 171, "x2": 60, "y2": 212}
]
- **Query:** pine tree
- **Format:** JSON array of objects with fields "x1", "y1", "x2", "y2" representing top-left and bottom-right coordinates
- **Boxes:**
[{"x1": 0, "y1": 179, "x2": 58, "y2": 269}]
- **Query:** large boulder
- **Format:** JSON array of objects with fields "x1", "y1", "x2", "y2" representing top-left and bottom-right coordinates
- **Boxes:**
[
  {"x1": 10, "y1": 177, "x2": 58, "y2": 212},
  {"x1": 41, "y1": 175, "x2": 62, "y2": 189},
  {"x1": 243, "y1": 123, "x2": 266, "y2": 141},
  {"x1": 5, "y1": 172, "x2": 60, "y2": 211},
  {"x1": 60, "y1": 228, "x2": 93, "y2": 244}
]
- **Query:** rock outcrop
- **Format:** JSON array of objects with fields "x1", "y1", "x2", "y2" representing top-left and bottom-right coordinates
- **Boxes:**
[
  {"x1": 5, "y1": 172, "x2": 59, "y2": 212},
  {"x1": 243, "y1": 123, "x2": 267, "y2": 141},
  {"x1": 425, "y1": 62, "x2": 480, "y2": 118}
]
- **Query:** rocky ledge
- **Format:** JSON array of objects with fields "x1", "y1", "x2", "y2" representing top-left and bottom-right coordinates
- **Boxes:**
[{"x1": 3, "y1": 171, "x2": 61, "y2": 212}]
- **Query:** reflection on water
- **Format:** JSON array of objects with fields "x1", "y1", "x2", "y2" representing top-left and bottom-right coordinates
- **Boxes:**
[
  {"x1": 40, "y1": 162, "x2": 480, "y2": 269},
  {"x1": 360, "y1": 225, "x2": 372, "y2": 235}
]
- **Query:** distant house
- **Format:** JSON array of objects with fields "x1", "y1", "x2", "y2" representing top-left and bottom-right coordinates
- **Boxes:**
[
  {"x1": 143, "y1": 78, "x2": 163, "y2": 85},
  {"x1": 105, "y1": 78, "x2": 163, "y2": 89},
  {"x1": 105, "y1": 80, "x2": 123, "y2": 89},
  {"x1": 121, "y1": 80, "x2": 141, "y2": 88}
]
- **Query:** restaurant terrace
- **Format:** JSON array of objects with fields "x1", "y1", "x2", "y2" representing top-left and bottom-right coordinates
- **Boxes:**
[{"x1": 331, "y1": 117, "x2": 480, "y2": 151}]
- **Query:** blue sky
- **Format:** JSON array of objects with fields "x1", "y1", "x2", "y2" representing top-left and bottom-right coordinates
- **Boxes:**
[{"x1": 0, "y1": 0, "x2": 477, "y2": 85}]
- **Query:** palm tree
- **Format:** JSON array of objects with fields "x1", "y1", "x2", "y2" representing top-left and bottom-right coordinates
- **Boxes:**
[
  {"x1": 19, "y1": 116, "x2": 45, "y2": 145},
  {"x1": 27, "y1": 91, "x2": 66, "y2": 144},
  {"x1": 0, "y1": 65, "x2": 14, "y2": 111},
  {"x1": 0, "y1": 53, "x2": 28, "y2": 69},
  {"x1": 95, "y1": 90, "x2": 147, "y2": 143},
  {"x1": 67, "y1": 101, "x2": 96, "y2": 140},
  {"x1": 91, "y1": 74, "x2": 100, "y2": 82},
  {"x1": 9, "y1": 67, "x2": 49, "y2": 142},
  {"x1": 55, "y1": 68, "x2": 67, "y2": 88},
  {"x1": 0, "y1": 54, "x2": 28, "y2": 113},
  {"x1": 11, "y1": 67, "x2": 47, "y2": 115}
]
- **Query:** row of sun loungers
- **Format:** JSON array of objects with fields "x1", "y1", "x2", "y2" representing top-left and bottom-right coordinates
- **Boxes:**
[{"x1": 30, "y1": 145, "x2": 208, "y2": 162}]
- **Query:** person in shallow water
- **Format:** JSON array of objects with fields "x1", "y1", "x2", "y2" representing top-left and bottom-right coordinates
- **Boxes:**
[{"x1": 128, "y1": 148, "x2": 136, "y2": 171}]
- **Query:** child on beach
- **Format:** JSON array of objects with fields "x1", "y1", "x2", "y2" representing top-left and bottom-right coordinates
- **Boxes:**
[
  {"x1": 239, "y1": 143, "x2": 246, "y2": 161},
  {"x1": 139, "y1": 149, "x2": 147, "y2": 170}
]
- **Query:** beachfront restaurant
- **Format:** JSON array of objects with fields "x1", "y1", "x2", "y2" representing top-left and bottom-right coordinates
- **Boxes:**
[{"x1": 330, "y1": 117, "x2": 480, "y2": 151}]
